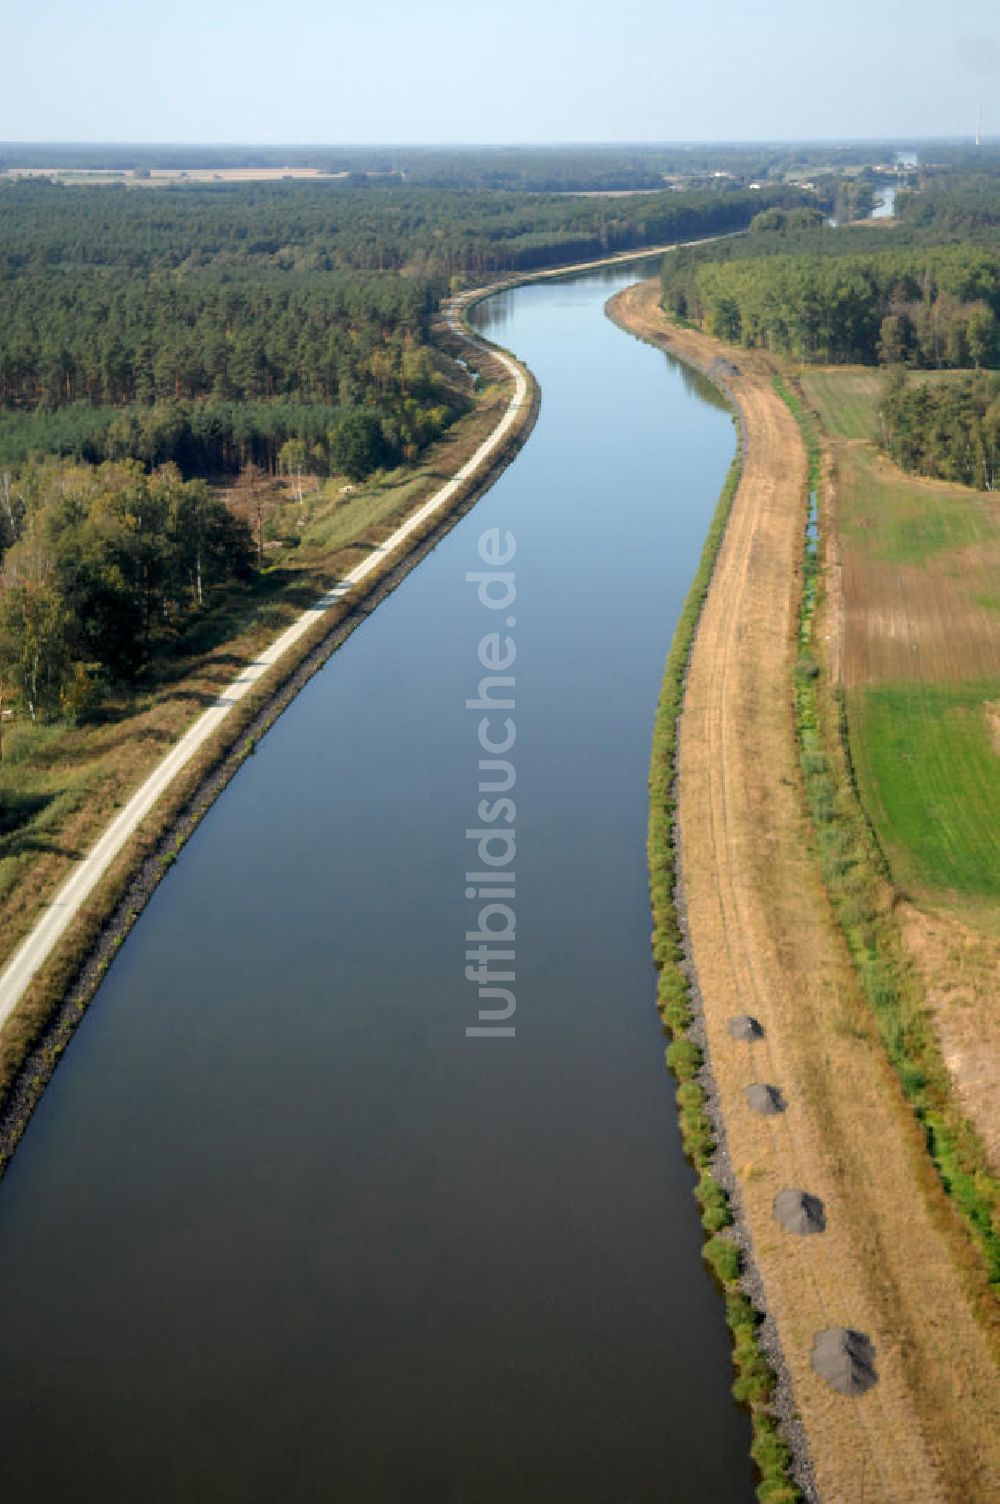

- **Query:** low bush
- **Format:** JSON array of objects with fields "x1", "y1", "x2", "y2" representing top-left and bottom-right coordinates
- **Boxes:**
[{"x1": 703, "y1": 1234, "x2": 741, "y2": 1286}]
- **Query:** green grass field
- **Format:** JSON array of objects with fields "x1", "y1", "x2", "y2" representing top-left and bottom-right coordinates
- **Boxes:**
[
  {"x1": 800, "y1": 367, "x2": 981, "y2": 444},
  {"x1": 849, "y1": 682, "x2": 1000, "y2": 907},
  {"x1": 800, "y1": 368, "x2": 883, "y2": 441},
  {"x1": 839, "y1": 449, "x2": 998, "y2": 568}
]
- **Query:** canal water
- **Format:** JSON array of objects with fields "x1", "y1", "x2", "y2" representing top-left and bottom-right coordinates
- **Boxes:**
[{"x1": 0, "y1": 264, "x2": 752, "y2": 1501}]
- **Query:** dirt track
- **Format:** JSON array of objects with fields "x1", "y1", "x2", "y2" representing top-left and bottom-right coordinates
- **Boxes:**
[{"x1": 612, "y1": 280, "x2": 1000, "y2": 1503}]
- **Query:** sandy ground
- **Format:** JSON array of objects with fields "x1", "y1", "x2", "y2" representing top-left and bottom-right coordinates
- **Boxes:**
[
  {"x1": 612, "y1": 279, "x2": 1000, "y2": 1503},
  {"x1": 899, "y1": 902, "x2": 1000, "y2": 1172}
]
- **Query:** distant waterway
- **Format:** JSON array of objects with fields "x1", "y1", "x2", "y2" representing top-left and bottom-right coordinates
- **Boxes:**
[{"x1": 0, "y1": 262, "x2": 752, "y2": 1501}]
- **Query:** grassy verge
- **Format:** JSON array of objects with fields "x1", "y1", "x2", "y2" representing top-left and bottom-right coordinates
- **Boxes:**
[
  {"x1": 850, "y1": 680, "x2": 1000, "y2": 902},
  {"x1": 649, "y1": 447, "x2": 802, "y2": 1504},
  {"x1": 775, "y1": 373, "x2": 1000, "y2": 1300}
]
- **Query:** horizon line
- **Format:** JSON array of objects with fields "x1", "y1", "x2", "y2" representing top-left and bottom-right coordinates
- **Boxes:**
[{"x1": 0, "y1": 135, "x2": 981, "y2": 151}]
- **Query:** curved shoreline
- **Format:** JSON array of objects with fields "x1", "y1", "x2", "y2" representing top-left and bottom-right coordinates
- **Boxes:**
[
  {"x1": 1, "y1": 236, "x2": 718, "y2": 1170},
  {"x1": 611, "y1": 279, "x2": 1000, "y2": 1503},
  {"x1": 6, "y1": 253, "x2": 995, "y2": 1497}
]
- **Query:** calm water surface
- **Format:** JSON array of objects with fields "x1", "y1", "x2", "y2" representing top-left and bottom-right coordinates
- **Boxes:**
[{"x1": 0, "y1": 265, "x2": 753, "y2": 1502}]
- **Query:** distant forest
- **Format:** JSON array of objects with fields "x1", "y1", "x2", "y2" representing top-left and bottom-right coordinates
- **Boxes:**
[
  {"x1": 0, "y1": 140, "x2": 940, "y2": 190},
  {"x1": 0, "y1": 178, "x2": 804, "y2": 276},
  {"x1": 3, "y1": 148, "x2": 999, "y2": 714},
  {"x1": 0, "y1": 177, "x2": 803, "y2": 478},
  {"x1": 895, "y1": 172, "x2": 1000, "y2": 233},
  {"x1": 0, "y1": 170, "x2": 809, "y2": 711}
]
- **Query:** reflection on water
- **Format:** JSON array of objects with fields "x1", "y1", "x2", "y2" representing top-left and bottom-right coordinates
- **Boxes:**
[
  {"x1": 469, "y1": 254, "x2": 666, "y2": 334},
  {"x1": 675, "y1": 356, "x2": 734, "y2": 412}
]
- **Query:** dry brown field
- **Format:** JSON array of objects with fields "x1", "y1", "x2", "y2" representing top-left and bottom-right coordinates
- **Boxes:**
[{"x1": 1, "y1": 167, "x2": 347, "y2": 185}]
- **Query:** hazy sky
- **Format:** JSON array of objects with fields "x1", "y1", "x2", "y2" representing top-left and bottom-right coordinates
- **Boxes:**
[{"x1": 4, "y1": 0, "x2": 1000, "y2": 145}]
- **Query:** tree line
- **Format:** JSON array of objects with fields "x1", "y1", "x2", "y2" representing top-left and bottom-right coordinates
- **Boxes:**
[
  {"x1": 0, "y1": 265, "x2": 464, "y2": 477},
  {"x1": 0, "y1": 270, "x2": 436, "y2": 409},
  {"x1": 0, "y1": 178, "x2": 806, "y2": 278},
  {"x1": 662, "y1": 239, "x2": 1000, "y2": 366},
  {"x1": 0, "y1": 397, "x2": 446, "y2": 482},
  {"x1": 878, "y1": 369, "x2": 1000, "y2": 489},
  {"x1": 895, "y1": 172, "x2": 1000, "y2": 234},
  {"x1": 0, "y1": 141, "x2": 906, "y2": 189}
]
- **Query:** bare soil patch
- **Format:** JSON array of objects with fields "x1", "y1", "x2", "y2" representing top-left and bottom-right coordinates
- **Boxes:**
[
  {"x1": 900, "y1": 902, "x2": 1000, "y2": 1174},
  {"x1": 988, "y1": 700, "x2": 1000, "y2": 756}
]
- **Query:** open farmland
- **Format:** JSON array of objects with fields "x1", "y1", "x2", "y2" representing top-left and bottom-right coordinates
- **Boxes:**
[
  {"x1": 1, "y1": 167, "x2": 350, "y2": 186},
  {"x1": 801, "y1": 364, "x2": 1000, "y2": 1165},
  {"x1": 797, "y1": 368, "x2": 883, "y2": 441},
  {"x1": 800, "y1": 369, "x2": 1000, "y2": 900},
  {"x1": 801, "y1": 367, "x2": 997, "y2": 445}
]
